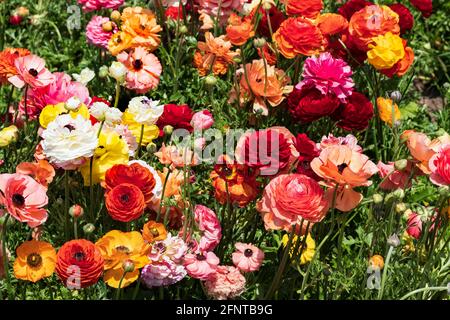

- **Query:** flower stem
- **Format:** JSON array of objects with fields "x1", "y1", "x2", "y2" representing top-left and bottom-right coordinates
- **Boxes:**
[
  {"x1": 157, "y1": 168, "x2": 171, "y2": 222},
  {"x1": 64, "y1": 171, "x2": 70, "y2": 239},
  {"x1": 1, "y1": 215, "x2": 13, "y2": 300},
  {"x1": 113, "y1": 81, "x2": 120, "y2": 109},
  {"x1": 115, "y1": 271, "x2": 128, "y2": 300},
  {"x1": 377, "y1": 245, "x2": 394, "y2": 300},
  {"x1": 137, "y1": 124, "x2": 145, "y2": 158}
]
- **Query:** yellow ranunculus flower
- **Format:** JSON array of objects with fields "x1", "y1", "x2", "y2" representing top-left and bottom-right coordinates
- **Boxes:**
[
  {"x1": 377, "y1": 97, "x2": 401, "y2": 126},
  {"x1": 0, "y1": 125, "x2": 19, "y2": 147},
  {"x1": 122, "y1": 109, "x2": 160, "y2": 147},
  {"x1": 282, "y1": 233, "x2": 316, "y2": 265},
  {"x1": 367, "y1": 32, "x2": 405, "y2": 70},
  {"x1": 39, "y1": 103, "x2": 90, "y2": 128},
  {"x1": 79, "y1": 129, "x2": 129, "y2": 186}
]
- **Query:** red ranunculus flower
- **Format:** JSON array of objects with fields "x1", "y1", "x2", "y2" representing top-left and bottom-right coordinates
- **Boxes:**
[
  {"x1": 332, "y1": 91, "x2": 374, "y2": 131},
  {"x1": 104, "y1": 163, "x2": 156, "y2": 203},
  {"x1": 165, "y1": 6, "x2": 183, "y2": 20},
  {"x1": 389, "y1": 4, "x2": 414, "y2": 34},
  {"x1": 56, "y1": 239, "x2": 104, "y2": 289},
  {"x1": 285, "y1": 0, "x2": 323, "y2": 19},
  {"x1": 409, "y1": 0, "x2": 432, "y2": 18},
  {"x1": 105, "y1": 183, "x2": 146, "y2": 222},
  {"x1": 287, "y1": 85, "x2": 340, "y2": 123},
  {"x1": 294, "y1": 133, "x2": 320, "y2": 162},
  {"x1": 256, "y1": 6, "x2": 286, "y2": 38},
  {"x1": 337, "y1": 0, "x2": 373, "y2": 20},
  {"x1": 156, "y1": 104, "x2": 193, "y2": 134}
]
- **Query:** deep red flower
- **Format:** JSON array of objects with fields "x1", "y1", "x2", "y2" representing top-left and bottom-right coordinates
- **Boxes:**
[
  {"x1": 409, "y1": 0, "x2": 432, "y2": 18},
  {"x1": 105, "y1": 183, "x2": 146, "y2": 222},
  {"x1": 287, "y1": 86, "x2": 340, "y2": 123},
  {"x1": 256, "y1": 6, "x2": 286, "y2": 38},
  {"x1": 9, "y1": 15, "x2": 22, "y2": 25},
  {"x1": 337, "y1": 0, "x2": 373, "y2": 20},
  {"x1": 389, "y1": 4, "x2": 414, "y2": 34},
  {"x1": 165, "y1": 6, "x2": 184, "y2": 20},
  {"x1": 156, "y1": 104, "x2": 193, "y2": 135},
  {"x1": 332, "y1": 91, "x2": 374, "y2": 131},
  {"x1": 294, "y1": 133, "x2": 320, "y2": 162}
]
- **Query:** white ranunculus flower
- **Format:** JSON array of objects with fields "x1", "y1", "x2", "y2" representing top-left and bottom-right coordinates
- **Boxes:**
[
  {"x1": 90, "y1": 102, "x2": 123, "y2": 124},
  {"x1": 112, "y1": 124, "x2": 138, "y2": 156},
  {"x1": 127, "y1": 96, "x2": 164, "y2": 125},
  {"x1": 72, "y1": 68, "x2": 95, "y2": 85},
  {"x1": 65, "y1": 96, "x2": 82, "y2": 111},
  {"x1": 41, "y1": 114, "x2": 98, "y2": 170},
  {"x1": 109, "y1": 61, "x2": 127, "y2": 81}
]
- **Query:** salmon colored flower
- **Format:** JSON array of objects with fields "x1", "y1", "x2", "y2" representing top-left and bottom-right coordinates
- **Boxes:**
[
  {"x1": 348, "y1": 5, "x2": 400, "y2": 51},
  {"x1": 194, "y1": 205, "x2": 222, "y2": 252},
  {"x1": 377, "y1": 161, "x2": 415, "y2": 190},
  {"x1": 273, "y1": 17, "x2": 324, "y2": 58},
  {"x1": 232, "y1": 243, "x2": 264, "y2": 272},
  {"x1": 204, "y1": 265, "x2": 246, "y2": 300},
  {"x1": 121, "y1": 7, "x2": 162, "y2": 51},
  {"x1": 106, "y1": 183, "x2": 146, "y2": 222},
  {"x1": 230, "y1": 59, "x2": 292, "y2": 115},
  {"x1": 183, "y1": 251, "x2": 220, "y2": 280},
  {"x1": 0, "y1": 48, "x2": 31, "y2": 84},
  {"x1": 226, "y1": 14, "x2": 255, "y2": 46},
  {"x1": 429, "y1": 144, "x2": 450, "y2": 186},
  {"x1": 284, "y1": 0, "x2": 323, "y2": 18},
  {"x1": 367, "y1": 32, "x2": 405, "y2": 70},
  {"x1": 155, "y1": 144, "x2": 200, "y2": 168},
  {"x1": 56, "y1": 239, "x2": 104, "y2": 288},
  {"x1": 377, "y1": 97, "x2": 401, "y2": 126},
  {"x1": 13, "y1": 240, "x2": 56, "y2": 283},
  {"x1": 142, "y1": 220, "x2": 167, "y2": 243},
  {"x1": 8, "y1": 54, "x2": 55, "y2": 89},
  {"x1": 108, "y1": 31, "x2": 133, "y2": 56},
  {"x1": 16, "y1": 160, "x2": 55, "y2": 187},
  {"x1": 256, "y1": 173, "x2": 329, "y2": 232},
  {"x1": 0, "y1": 173, "x2": 48, "y2": 227},
  {"x1": 95, "y1": 230, "x2": 150, "y2": 288}
]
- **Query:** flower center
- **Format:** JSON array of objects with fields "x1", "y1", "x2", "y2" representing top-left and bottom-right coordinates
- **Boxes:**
[
  {"x1": 150, "y1": 228, "x2": 159, "y2": 237},
  {"x1": 29, "y1": 68, "x2": 38, "y2": 77},
  {"x1": 120, "y1": 193, "x2": 130, "y2": 202},
  {"x1": 337, "y1": 163, "x2": 348, "y2": 174},
  {"x1": 64, "y1": 124, "x2": 76, "y2": 132},
  {"x1": 244, "y1": 249, "x2": 253, "y2": 257},
  {"x1": 196, "y1": 254, "x2": 207, "y2": 261},
  {"x1": 133, "y1": 59, "x2": 143, "y2": 70},
  {"x1": 73, "y1": 251, "x2": 85, "y2": 261},
  {"x1": 27, "y1": 253, "x2": 43, "y2": 267},
  {"x1": 12, "y1": 193, "x2": 25, "y2": 206},
  {"x1": 115, "y1": 245, "x2": 130, "y2": 254}
]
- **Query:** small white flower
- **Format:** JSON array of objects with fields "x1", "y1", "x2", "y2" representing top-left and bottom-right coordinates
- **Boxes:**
[
  {"x1": 90, "y1": 102, "x2": 123, "y2": 124},
  {"x1": 65, "y1": 96, "x2": 82, "y2": 111},
  {"x1": 72, "y1": 68, "x2": 95, "y2": 85},
  {"x1": 109, "y1": 61, "x2": 127, "y2": 81},
  {"x1": 127, "y1": 96, "x2": 164, "y2": 125}
]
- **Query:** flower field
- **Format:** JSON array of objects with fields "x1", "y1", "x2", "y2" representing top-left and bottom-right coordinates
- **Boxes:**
[{"x1": 0, "y1": 0, "x2": 449, "y2": 301}]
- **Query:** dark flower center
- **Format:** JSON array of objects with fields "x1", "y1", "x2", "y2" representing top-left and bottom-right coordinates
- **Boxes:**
[
  {"x1": 120, "y1": 193, "x2": 130, "y2": 202},
  {"x1": 27, "y1": 253, "x2": 43, "y2": 267},
  {"x1": 74, "y1": 252, "x2": 85, "y2": 261},
  {"x1": 133, "y1": 59, "x2": 143, "y2": 70},
  {"x1": 150, "y1": 228, "x2": 159, "y2": 237},
  {"x1": 64, "y1": 124, "x2": 76, "y2": 132},
  {"x1": 196, "y1": 254, "x2": 207, "y2": 261},
  {"x1": 244, "y1": 248, "x2": 253, "y2": 257},
  {"x1": 29, "y1": 68, "x2": 38, "y2": 77},
  {"x1": 12, "y1": 193, "x2": 25, "y2": 206},
  {"x1": 115, "y1": 245, "x2": 130, "y2": 254},
  {"x1": 337, "y1": 163, "x2": 348, "y2": 174}
]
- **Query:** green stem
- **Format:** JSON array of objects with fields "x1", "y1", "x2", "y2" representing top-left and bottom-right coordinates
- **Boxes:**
[
  {"x1": 64, "y1": 171, "x2": 70, "y2": 239},
  {"x1": 137, "y1": 124, "x2": 144, "y2": 158},
  {"x1": 157, "y1": 168, "x2": 171, "y2": 222},
  {"x1": 400, "y1": 286, "x2": 449, "y2": 300},
  {"x1": 2, "y1": 215, "x2": 13, "y2": 300},
  {"x1": 115, "y1": 271, "x2": 128, "y2": 300},
  {"x1": 377, "y1": 245, "x2": 394, "y2": 300},
  {"x1": 113, "y1": 81, "x2": 120, "y2": 109}
]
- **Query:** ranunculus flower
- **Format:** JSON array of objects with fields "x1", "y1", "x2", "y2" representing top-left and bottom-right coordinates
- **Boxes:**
[
  {"x1": 157, "y1": 104, "x2": 194, "y2": 133},
  {"x1": 204, "y1": 265, "x2": 246, "y2": 300},
  {"x1": 198, "y1": 0, "x2": 245, "y2": 25},
  {"x1": 194, "y1": 205, "x2": 222, "y2": 252},
  {"x1": 337, "y1": 0, "x2": 372, "y2": 20},
  {"x1": 191, "y1": 110, "x2": 214, "y2": 130},
  {"x1": 165, "y1": 6, "x2": 183, "y2": 20},
  {"x1": 106, "y1": 183, "x2": 146, "y2": 222},
  {"x1": 13, "y1": 240, "x2": 56, "y2": 283},
  {"x1": 409, "y1": 0, "x2": 432, "y2": 18},
  {"x1": 226, "y1": 13, "x2": 255, "y2": 46},
  {"x1": 0, "y1": 125, "x2": 19, "y2": 147},
  {"x1": 406, "y1": 212, "x2": 422, "y2": 239},
  {"x1": 284, "y1": 0, "x2": 323, "y2": 18},
  {"x1": 368, "y1": 32, "x2": 405, "y2": 70},
  {"x1": 380, "y1": 40, "x2": 414, "y2": 78},
  {"x1": 273, "y1": 17, "x2": 324, "y2": 58},
  {"x1": 121, "y1": 7, "x2": 162, "y2": 51},
  {"x1": 0, "y1": 173, "x2": 48, "y2": 228},
  {"x1": 126, "y1": 96, "x2": 164, "y2": 125},
  {"x1": 184, "y1": 251, "x2": 220, "y2": 280},
  {"x1": 16, "y1": 160, "x2": 55, "y2": 188},
  {"x1": 0, "y1": 48, "x2": 31, "y2": 85},
  {"x1": 85, "y1": 16, "x2": 117, "y2": 50},
  {"x1": 142, "y1": 220, "x2": 167, "y2": 243},
  {"x1": 256, "y1": 5, "x2": 285, "y2": 38},
  {"x1": 77, "y1": 0, "x2": 124, "y2": 12},
  {"x1": 332, "y1": 91, "x2": 374, "y2": 131},
  {"x1": 256, "y1": 173, "x2": 329, "y2": 232},
  {"x1": 56, "y1": 239, "x2": 104, "y2": 288},
  {"x1": 8, "y1": 54, "x2": 55, "y2": 89},
  {"x1": 429, "y1": 144, "x2": 450, "y2": 186},
  {"x1": 377, "y1": 161, "x2": 415, "y2": 190},
  {"x1": 232, "y1": 243, "x2": 264, "y2": 272},
  {"x1": 377, "y1": 97, "x2": 401, "y2": 126},
  {"x1": 287, "y1": 85, "x2": 340, "y2": 123},
  {"x1": 141, "y1": 258, "x2": 186, "y2": 287},
  {"x1": 317, "y1": 13, "x2": 348, "y2": 37},
  {"x1": 389, "y1": 4, "x2": 414, "y2": 34}
]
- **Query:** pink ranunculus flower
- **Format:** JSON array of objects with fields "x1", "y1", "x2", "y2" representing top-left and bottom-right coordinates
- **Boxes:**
[
  {"x1": 232, "y1": 243, "x2": 264, "y2": 272},
  {"x1": 86, "y1": 16, "x2": 118, "y2": 50},
  {"x1": 8, "y1": 55, "x2": 55, "y2": 89},
  {"x1": 141, "y1": 257, "x2": 187, "y2": 287},
  {"x1": 0, "y1": 173, "x2": 48, "y2": 228},
  {"x1": 204, "y1": 265, "x2": 246, "y2": 300},
  {"x1": 429, "y1": 144, "x2": 450, "y2": 186},
  {"x1": 183, "y1": 251, "x2": 220, "y2": 280},
  {"x1": 406, "y1": 211, "x2": 422, "y2": 240},
  {"x1": 318, "y1": 134, "x2": 362, "y2": 153},
  {"x1": 198, "y1": 0, "x2": 246, "y2": 25},
  {"x1": 194, "y1": 205, "x2": 222, "y2": 252},
  {"x1": 296, "y1": 52, "x2": 354, "y2": 103},
  {"x1": 117, "y1": 47, "x2": 162, "y2": 93},
  {"x1": 191, "y1": 110, "x2": 214, "y2": 130},
  {"x1": 77, "y1": 0, "x2": 124, "y2": 12},
  {"x1": 377, "y1": 161, "x2": 415, "y2": 190}
]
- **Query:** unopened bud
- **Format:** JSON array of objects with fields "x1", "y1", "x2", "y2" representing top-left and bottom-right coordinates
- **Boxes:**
[
  {"x1": 69, "y1": 204, "x2": 84, "y2": 219},
  {"x1": 373, "y1": 193, "x2": 384, "y2": 204},
  {"x1": 395, "y1": 202, "x2": 407, "y2": 214},
  {"x1": 146, "y1": 142, "x2": 157, "y2": 153},
  {"x1": 98, "y1": 65, "x2": 109, "y2": 78},
  {"x1": 394, "y1": 159, "x2": 408, "y2": 171},
  {"x1": 205, "y1": 74, "x2": 217, "y2": 86},
  {"x1": 387, "y1": 234, "x2": 400, "y2": 247},
  {"x1": 163, "y1": 125, "x2": 174, "y2": 135},
  {"x1": 102, "y1": 21, "x2": 114, "y2": 32},
  {"x1": 122, "y1": 260, "x2": 135, "y2": 273},
  {"x1": 262, "y1": 1, "x2": 272, "y2": 10},
  {"x1": 402, "y1": 209, "x2": 413, "y2": 223},
  {"x1": 392, "y1": 189, "x2": 405, "y2": 200},
  {"x1": 232, "y1": 56, "x2": 242, "y2": 64},
  {"x1": 369, "y1": 254, "x2": 384, "y2": 270},
  {"x1": 253, "y1": 38, "x2": 266, "y2": 48},
  {"x1": 390, "y1": 91, "x2": 402, "y2": 102},
  {"x1": 438, "y1": 186, "x2": 449, "y2": 197},
  {"x1": 179, "y1": 25, "x2": 188, "y2": 34},
  {"x1": 83, "y1": 223, "x2": 95, "y2": 234},
  {"x1": 110, "y1": 10, "x2": 121, "y2": 22}
]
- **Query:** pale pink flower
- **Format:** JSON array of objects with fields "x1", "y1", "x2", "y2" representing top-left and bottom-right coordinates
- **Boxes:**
[
  {"x1": 184, "y1": 251, "x2": 220, "y2": 280},
  {"x1": 429, "y1": 144, "x2": 450, "y2": 186},
  {"x1": 377, "y1": 161, "x2": 415, "y2": 190},
  {"x1": 141, "y1": 258, "x2": 187, "y2": 287},
  {"x1": 191, "y1": 110, "x2": 214, "y2": 130},
  {"x1": 198, "y1": 0, "x2": 246, "y2": 25},
  {"x1": 77, "y1": 0, "x2": 124, "y2": 12},
  {"x1": 0, "y1": 173, "x2": 48, "y2": 228},
  {"x1": 318, "y1": 134, "x2": 362, "y2": 153},
  {"x1": 232, "y1": 243, "x2": 264, "y2": 272},
  {"x1": 86, "y1": 16, "x2": 118, "y2": 50},
  {"x1": 296, "y1": 52, "x2": 354, "y2": 103},
  {"x1": 194, "y1": 205, "x2": 222, "y2": 252},
  {"x1": 204, "y1": 265, "x2": 246, "y2": 300},
  {"x1": 406, "y1": 212, "x2": 422, "y2": 240},
  {"x1": 117, "y1": 47, "x2": 162, "y2": 93},
  {"x1": 8, "y1": 55, "x2": 55, "y2": 89},
  {"x1": 148, "y1": 234, "x2": 188, "y2": 264}
]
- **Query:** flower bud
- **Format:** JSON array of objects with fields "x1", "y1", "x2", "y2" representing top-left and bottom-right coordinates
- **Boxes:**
[
  {"x1": 387, "y1": 234, "x2": 400, "y2": 247},
  {"x1": 98, "y1": 65, "x2": 109, "y2": 78},
  {"x1": 163, "y1": 125, "x2": 174, "y2": 135},
  {"x1": 9, "y1": 15, "x2": 22, "y2": 25},
  {"x1": 83, "y1": 223, "x2": 95, "y2": 234},
  {"x1": 0, "y1": 125, "x2": 19, "y2": 148},
  {"x1": 372, "y1": 193, "x2": 384, "y2": 204},
  {"x1": 179, "y1": 25, "x2": 188, "y2": 34},
  {"x1": 369, "y1": 255, "x2": 384, "y2": 270},
  {"x1": 56, "y1": 197, "x2": 64, "y2": 205},
  {"x1": 392, "y1": 189, "x2": 405, "y2": 200},
  {"x1": 109, "y1": 61, "x2": 127, "y2": 82},
  {"x1": 110, "y1": 10, "x2": 121, "y2": 22},
  {"x1": 102, "y1": 21, "x2": 114, "y2": 32},
  {"x1": 395, "y1": 202, "x2": 407, "y2": 214},
  {"x1": 262, "y1": 0, "x2": 273, "y2": 10},
  {"x1": 122, "y1": 260, "x2": 135, "y2": 273},
  {"x1": 438, "y1": 186, "x2": 449, "y2": 197},
  {"x1": 402, "y1": 208, "x2": 413, "y2": 223},
  {"x1": 69, "y1": 204, "x2": 84, "y2": 219},
  {"x1": 146, "y1": 142, "x2": 157, "y2": 153},
  {"x1": 65, "y1": 97, "x2": 82, "y2": 111},
  {"x1": 394, "y1": 159, "x2": 408, "y2": 171},
  {"x1": 15, "y1": 6, "x2": 30, "y2": 18},
  {"x1": 390, "y1": 91, "x2": 402, "y2": 102},
  {"x1": 205, "y1": 74, "x2": 217, "y2": 86},
  {"x1": 232, "y1": 56, "x2": 242, "y2": 64},
  {"x1": 253, "y1": 38, "x2": 266, "y2": 48}
]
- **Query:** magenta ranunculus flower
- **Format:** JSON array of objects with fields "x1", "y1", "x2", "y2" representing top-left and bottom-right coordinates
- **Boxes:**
[
  {"x1": 296, "y1": 52, "x2": 354, "y2": 103},
  {"x1": 406, "y1": 212, "x2": 422, "y2": 240},
  {"x1": 194, "y1": 205, "x2": 222, "y2": 252},
  {"x1": 86, "y1": 16, "x2": 117, "y2": 50},
  {"x1": 204, "y1": 265, "x2": 246, "y2": 300},
  {"x1": 429, "y1": 144, "x2": 450, "y2": 186},
  {"x1": 232, "y1": 243, "x2": 264, "y2": 273},
  {"x1": 77, "y1": 0, "x2": 124, "y2": 12},
  {"x1": 141, "y1": 258, "x2": 187, "y2": 287}
]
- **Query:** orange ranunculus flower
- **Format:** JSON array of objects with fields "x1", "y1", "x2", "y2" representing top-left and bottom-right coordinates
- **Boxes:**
[
  {"x1": 56, "y1": 239, "x2": 104, "y2": 288},
  {"x1": 257, "y1": 44, "x2": 277, "y2": 65},
  {"x1": 377, "y1": 97, "x2": 401, "y2": 126},
  {"x1": 95, "y1": 230, "x2": 150, "y2": 288},
  {"x1": 230, "y1": 59, "x2": 292, "y2": 115},
  {"x1": 108, "y1": 31, "x2": 133, "y2": 56},
  {"x1": 210, "y1": 155, "x2": 260, "y2": 207},
  {"x1": 369, "y1": 255, "x2": 384, "y2": 270},
  {"x1": 105, "y1": 183, "x2": 146, "y2": 222},
  {"x1": 273, "y1": 17, "x2": 324, "y2": 59},
  {"x1": 154, "y1": 143, "x2": 200, "y2": 168},
  {"x1": 348, "y1": 5, "x2": 400, "y2": 51},
  {"x1": 317, "y1": 13, "x2": 348, "y2": 36},
  {"x1": 226, "y1": 13, "x2": 255, "y2": 46},
  {"x1": 16, "y1": 160, "x2": 55, "y2": 188},
  {"x1": 0, "y1": 48, "x2": 31, "y2": 84},
  {"x1": 13, "y1": 240, "x2": 56, "y2": 283},
  {"x1": 380, "y1": 40, "x2": 414, "y2": 78},
  {"x1": 311, "y1": 144, "x2": 378, "y2": 211},
  {"x1": 193, "y1": 51, "x2": 229, "y2": 76},
  {"x1": 121, "y1": 7, "x2": 162, "y2": 51},
  {"x1": 284, "y1": 0, "x2": 323, "y2": 18},
  {"x1": 142, "y1": 220, "x2": 167, "y2": 243}
]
